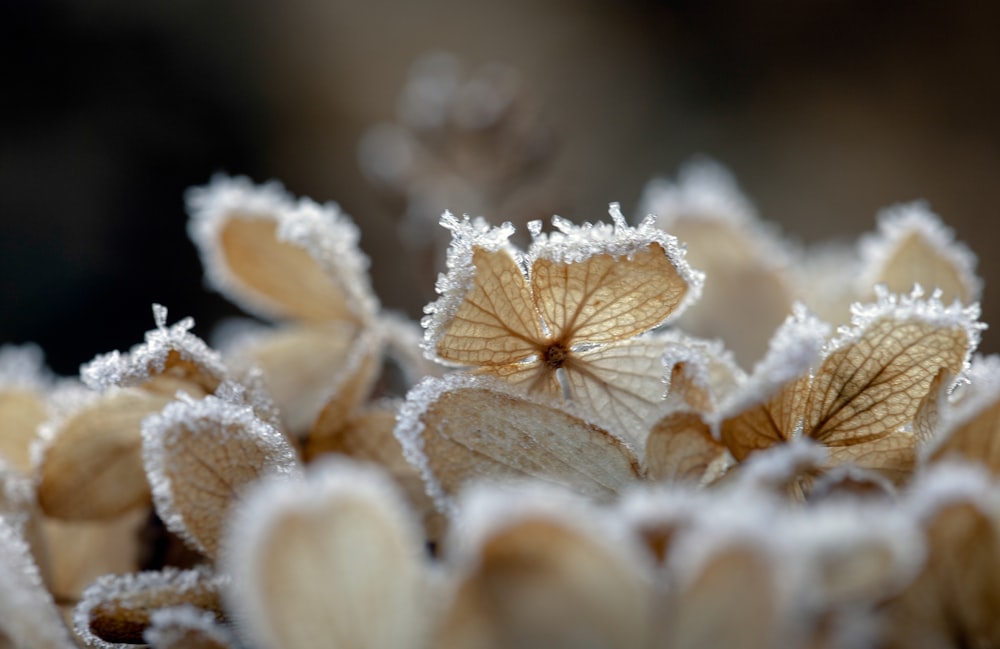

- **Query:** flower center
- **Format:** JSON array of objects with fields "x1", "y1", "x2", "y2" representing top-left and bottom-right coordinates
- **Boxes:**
[{"x1": 543, "y1": 342, "x2": 569, "y2": 369}]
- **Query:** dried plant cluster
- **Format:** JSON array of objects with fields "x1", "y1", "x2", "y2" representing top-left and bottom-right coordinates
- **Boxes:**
[{"x1": 1, "y1": 156, "x2": 999, "y2": 649}]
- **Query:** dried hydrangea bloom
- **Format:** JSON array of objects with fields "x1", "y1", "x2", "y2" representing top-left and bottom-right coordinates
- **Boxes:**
[
  {"x1": 881, "y1": 464, "x2": 1000, "y2": 648},
  {"x1": 395, "y1": 373, "x2": 643, "y2": 514},
  {"x1": 922, "y1": 355, "x2": 1000, "y2": 475},
  {"x1": 616, "y1": 484, "x2": 722, "y2": 566},
  {"x1": 186, "y1": 174, "x2": 378, "y2": 325},
  {"x1": 141, "y1": 393, "x2": 300, "y2": 560},
  {"x1": 857, "y1": 201, "x2": 981, "y2": 307},
  {"x1": 0, "y1": 344, "x2": 52, "y2": 472},
  {"x1": 436, "y1": 483, "x2": 649, "y2": 649},
  {"x1": 74, "y1": 566, "x2": 227, "y2": 649},
  {"x1": 422, "y1": 205, "x2": 703, "y2": 446},
  {"x1": 718, "y1": 288, "x2": 982, "y2": 489},
  {"x1": 0, "y1": 515, "x2": 76, "y2": 649},
  {"x1": 638, "y1": 159, "x2": 795, "y2": 367},
  {"x1": 222, "y1": 457, "x2": 429, "y2": 649}
]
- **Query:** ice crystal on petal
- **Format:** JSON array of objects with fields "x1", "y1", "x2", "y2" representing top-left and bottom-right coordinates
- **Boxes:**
[
  {"x1": 858, "y1": 201, "x2": 981, "y2": 305},
  {"x1": 81, "y1": 305, "x2": 227, "y2": 395},
  {"x1": 0, "y1": 343, "x2": 52, "y2": 391}
]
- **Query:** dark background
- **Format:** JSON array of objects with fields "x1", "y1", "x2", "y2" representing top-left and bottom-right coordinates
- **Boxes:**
[{"x1": 3, "y1": 0, "x2": 999, "y2": 376}]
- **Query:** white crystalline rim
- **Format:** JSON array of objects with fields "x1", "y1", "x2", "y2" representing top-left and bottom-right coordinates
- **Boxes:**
[
  {"x1": 73, "y1": 566, "x2": 225, "y2": 649},
  {"x1": 420, "y1": 211, "x2": 519, "y2": 362},
  {"x1": 636, "y1": 157, "x2": 797, "y2": 271},
  {"x1": 0, "y1": 343, "x2": 52, "y2": 392},
  {"x1": 905, "y1": 461, "x2": 1000, "y2": 523},
  {"x1": 922, "y1": 354, "x2": 1000, "y2": 461},
  {"x1": 0, "y1": 515, "x2": 76, "y2": 649},
  {"x1": 857, "y1": 201, "x2": 982, "y2": 302},
  {"x1": 394, "y1": 372, "x2": 634, "y2": 516},
  {"x1": 713, "y1": 304, "x2": 830, "y2": 432},
  {"x1": 81, "y1": 305, "x2": 229, "y2": 392},
  {"x1": 144, "y1": 605, "x2": 238, "y2": 648},
  {"x1": 421, "y1": 206, "x2": 706, "y2": 363},
  {"x1": 221, "y1": 456, "x2": 425, "y2": 649},
  {"x1": 141, "y1": 394, "x2": 301, "y2": 556},
  {"x1": 722, "y1": 438, "x2": 829, "y2": 493},
  {"x1": 661, "y1": 331, "x2": 747, "y2": 410},
  {"x1": 528, "y1": 203, "x2": 704, "y2": 319},
  {"x1": 827, "y1": 285, "x2": 984, "y2": 371},
  {"x1": 446, "y1": 480, "x2": 651, "y2": 583},
  {"x1": 778, "y1": 500, "x2": 926, "y2": 606},
  {"x1": 185, "y1": 174, "x2": 379, "y2": 323}
]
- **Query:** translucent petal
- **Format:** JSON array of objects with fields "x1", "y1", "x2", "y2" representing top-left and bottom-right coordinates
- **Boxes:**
[
  {"x1": 0, "y1": 387, "x2": 47, "y2": 472},
  {"x1": 438, "y1": 484, "x2": 649, "y2": 649},
  {"x1": 74, "y1": 567, "x2": 226, "y2": 649},
  {"x1": 645, "y1": 411, "x2": 731, "y2": 485},
  {"x1": 144, "y1": 606, "x2": 239, "y2": 649},
  {"x1": 307, "y1": 327, "x2": 383, "y2": 443},
  {"x1": 563, "y1": 337, "x2": 673, "y2": 449},
  {"x1": 530, "y1": 242, "x2": 690, "y2": 344},
  {"x1": 924, "y1": 356, "x2": 1000, "y2": 474},
  {"x1": 719, "y1": 376, "x2": 809, "y2": 462},
  {"x1": 825, "y1": 430, "x2": 916, "y2": 485},
  {"x1": 858, "y1": 201, "x2": 981, "y2": 306},
  {"x1": 223, "y1": 458, "x2": 428, "y2": 649},
  {"x1": 804, "y1": 316, "x2": 970, "y2": 447},
  {"x1": 0, "y1": 516, "x2": 76, "y2": 649},
  {"x1": 432, "y1": 247, "x2": 544, "y2": 366},
  {"x1": 37, "y1": 388, "x2": 170, "y2": 520},
  {"x1": 217, "y1": 320, "x2": 361, "y2": 437},
  {"x1": 186, "y1": 175, "x2": 377, "y2": 323},
  {"x1": 395, "y1": 374, "x2": 642, "y2": 514},
  {"x1": 661, "y1": 332, "x2": 745, "y2": 413},
  {"x1": 141, "y1": 395, "x2": 301, "y2": 559}
]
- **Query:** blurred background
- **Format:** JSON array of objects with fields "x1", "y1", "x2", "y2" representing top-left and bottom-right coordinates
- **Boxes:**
[{"x1": 2, "y1": 0, "x2": 999, "y2": 375}]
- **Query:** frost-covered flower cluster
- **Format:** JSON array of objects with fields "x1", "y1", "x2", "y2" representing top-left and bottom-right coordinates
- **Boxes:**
[{"x1": 2, "y1": 151, "x2": 1000, "y2": 648}]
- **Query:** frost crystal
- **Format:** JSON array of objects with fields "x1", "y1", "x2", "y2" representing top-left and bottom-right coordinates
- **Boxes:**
[
  {"x1": 0, "y1": 343, "x2": 51, "y2": 391},
  {"x1": 81, "y1": 304, "x2": 227, "y2": 392}
]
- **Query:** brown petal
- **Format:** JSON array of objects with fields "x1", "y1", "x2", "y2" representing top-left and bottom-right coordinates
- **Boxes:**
[
  {"x1": 719, "y1": 375, "x2": 809, "y2": 462},
  {"x1": 38, "y1": 388, "x2": 172, "y2": 520},
  {"x1": 395, "y1": 375, "x2": 643, "y2": 513},
  {"x1": 645, "y1": 411, "x2": 730, "y2": 484},
  {"x1": 142, "y1": 395, "x2": 301, "y2": 559},
  {"x1": 75, "y1": 567, "x2": 226, "y2": 647}
]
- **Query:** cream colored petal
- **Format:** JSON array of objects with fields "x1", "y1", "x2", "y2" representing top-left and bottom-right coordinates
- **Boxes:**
[
  {"x1": 0, "y1": 388, "x2": 46, "y2": 472},
  {"x1": 825, "y1": 430, "x2": 916, "y2": 486},
  {"x1": 395, "y1": 375, "x2": 643, "y2": 513},
  {"x1": 438, "y1": 488, "x2": 648, "y2": 649},
  {"x1": 645, "y1": 411, "x2": 731, "y2": 485},
  {"x1": 661, "y1": 545, "x2": 779, "y2": 649},
  {"x1": 306, "y1": 401, "x2": 444, "y2": 541},
  {"x1": 666, "y1": 219, "x2": 793, "y2": 368},
  {"x1": 434, "y1": 247, "x2": 545, "y2": 366},
  {"x1": 306, "y1": 327, "x2": 383, "y2": 444},
  {"x1": 931, "y1": 396, "x2": 1000, "y2": 476},
  {"x1": 873, "y1": 232, "x2": 975, "y2": 304},
  {"x1": 43, "y1": 509, "x2": 147, "y2": 605},
  {"x1": 37, "y1": 388, "x2": 172, "y2": 521},
  {"x1": 141, "y1": 395, "x2": 301, "y2": 559},
  {"x1": 562, "y1": 337, "x2": 671, "y2": 449},
  {"x1": 719, "y1": 376, "x2": 809, "y2": 462},
  {"x1": 804, "y1": 317, "x2": 968, "y2": 447},
  {"x1": 74, "y1": 567, "x2": 226, "y2": 649},
  {"x1": 531, "y1": 243, "x2": 688, "y2": 344},
  {"x1": 913, "y1": 368, "x2": 951, "y2": 445},
  {"x1": 223, "y1": 458, "x2": 428, "y2": 649},
  {"x1": 220, "y1": 321, "x2": 359, "y2": 437}
]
